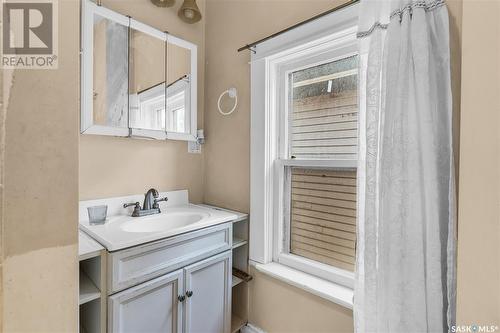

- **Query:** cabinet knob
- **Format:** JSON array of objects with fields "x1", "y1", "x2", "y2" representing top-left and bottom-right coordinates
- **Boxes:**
[
  {"x1": 186, "y1": 290, "x2": 193, "y2": 298},
  {"x1": 178, "y1": 295, "x2": 186, "y2": 302}
]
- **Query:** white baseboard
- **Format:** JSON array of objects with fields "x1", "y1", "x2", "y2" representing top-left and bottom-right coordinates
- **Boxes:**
[{"x1": 241, "y1": 323, "x2": 266, "y2": 333}]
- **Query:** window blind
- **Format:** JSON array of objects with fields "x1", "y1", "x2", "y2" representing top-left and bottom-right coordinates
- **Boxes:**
[{"x1": 290, "y1": 168, "x2": 357, "y2": 271}]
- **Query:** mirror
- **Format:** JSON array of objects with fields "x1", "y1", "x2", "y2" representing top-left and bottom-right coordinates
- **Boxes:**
[
  {"x1": 166, "y1": 41, "x2": 191, "y2": 134},
  {"x1": 129, "y1": 25, "x2": 166, "y2": 132},
  {"x1": 81, "y1": 0, "x2": 198, "y2": 141},
  {"x1": 92, "y1": 12, "x2": 128, "y2": 129}
]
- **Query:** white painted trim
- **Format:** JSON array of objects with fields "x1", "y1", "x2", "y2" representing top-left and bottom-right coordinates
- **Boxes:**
[
  {"x1": 81, "y1": 125, "x2": 129, "y2": 137},
  {"x1": 252, "y1": 262, "x2": 354, "y2": 310},
  {"x1": 189, "y1": 44, "x2": 197, "y2": 140},
  {"x1": 249, "y1": 4, "x2": 359, "y2": 282},
  {"x1": 278, "y1": 158, "x2": 357, "y2": 169},
  {"x1": 241, "y1": 323, "x2": 267, "y2": 333},
  {"x1": 165, "y1": 78, "x2": 196, "y2": 141},
  {"x1": 81, "y1": 0, "x2": 94, "y2": 133},
  {"x1": 249, "y1": 57, "x2": 275, "y2": 264},
  {"x1": 277, "y1": 253, "x2": 354, "y2": 288},
  {"x1": 92, "y1": 1, "x2": 130, "y2": 26},
  {"x1": 168, "y1": 34, "x2": 196, "y2": 51},
  {"x1": 166, "y1": 131, "x2": 197, "y2": 142},
  {"x1": 130, "y1": 128, "x2": 167, "y2": 140},
  {"x1": 251, "y1": 4, "x2": 358, "y2": 60},
  {"x1": 130, "y1": 18, "x2": 167, "y2": 41}
]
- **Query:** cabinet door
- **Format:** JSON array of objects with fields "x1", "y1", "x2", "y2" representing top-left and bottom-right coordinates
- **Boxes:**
[
  {"x1": 108, "y1": 269, "x2": 183, "y2": 333},
  {"x1": 184, "y1": 251, "x2": 231, "y2": 333}
]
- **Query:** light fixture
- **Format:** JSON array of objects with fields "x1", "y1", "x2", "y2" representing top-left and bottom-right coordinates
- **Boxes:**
[
  {"x1": 178, "y1": 0, "x2": 201, "y2": 24},
  {"x1": 150, "y1": 0, "x2": 175, "y2": 8}
]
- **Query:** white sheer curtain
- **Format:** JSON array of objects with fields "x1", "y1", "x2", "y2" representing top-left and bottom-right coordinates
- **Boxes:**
[{"x1": 355, "y1": 1, "x2": 456, "y2": 332}]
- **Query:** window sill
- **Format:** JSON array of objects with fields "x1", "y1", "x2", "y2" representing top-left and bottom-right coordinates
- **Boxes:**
[{"x1": 251, "y1": 262, "x2": 354, "y2": 310}]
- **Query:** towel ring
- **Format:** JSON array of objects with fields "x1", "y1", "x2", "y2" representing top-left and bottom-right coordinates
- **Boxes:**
[{"x1": 218, "y1": 88, "x2": 238, "y2": 116}]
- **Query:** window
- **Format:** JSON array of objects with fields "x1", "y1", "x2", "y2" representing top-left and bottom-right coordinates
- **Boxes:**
[
  {"x1": 166, "y1": 90, "x2": 186, "y2": 133},
  {"x1": 288, "y1": 56, "x2": 358, "y2": 160},
  {"x1": 166, "y1": 76, "x2": 190, "y2": 134},
  {"x1": 249, "y1": 7, "x2": 359, "y2": 292},
  {"x1": 289, "y1": 168, "x2": 357, "y2": 272},
  {"x1": 129, "y1": 76, "x2": 190, "y2": 133},
  {"x1": 282, "y1": 55, "x2": 358, "y2": 272},
  {"x1": 275, "y1": 50, "x2": 358, "y2": 286},
  {"x1": 134, "y1": 84, "x2": 166, "y2": 130}
]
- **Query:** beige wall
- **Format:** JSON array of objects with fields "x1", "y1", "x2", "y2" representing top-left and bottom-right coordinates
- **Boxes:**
[
  {"x1": 456, "y1": 0, "x2": 500, "y2": 325},
  {"x1": 0, "y1": 0, "x2": 80, "y2": 330},
  {"x1": 79, "y1": 0, "x2": 206, "y2": 203},
  {"x1": 249, "y1": 268, "x2": 354, "y2": 333}
]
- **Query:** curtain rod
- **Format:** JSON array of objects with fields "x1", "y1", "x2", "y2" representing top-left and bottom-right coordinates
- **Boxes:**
[{"x1": 237, "y1": 0, "x2": 359, "y2": 53}]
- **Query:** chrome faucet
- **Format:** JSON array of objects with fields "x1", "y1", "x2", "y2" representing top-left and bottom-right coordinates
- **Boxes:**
[
  {"x1": 143, "y1": 188, "x2": 159, "y2": 211},
  {"x1": 123, "y1": 188, "x2": 168, "y2": 217}
]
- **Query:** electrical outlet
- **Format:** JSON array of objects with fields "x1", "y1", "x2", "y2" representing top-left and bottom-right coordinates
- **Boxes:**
[{"x1": 188, "y1": 141, "x2": 201, "y2": 154}]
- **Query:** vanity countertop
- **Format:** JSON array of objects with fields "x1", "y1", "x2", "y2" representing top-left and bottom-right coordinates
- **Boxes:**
[
  {"x1": 80, "y1": 204, "x2": 237, "y2": 251},
  {"x1": 79, "y1": 230, "x2": 104, "y2": 260}
]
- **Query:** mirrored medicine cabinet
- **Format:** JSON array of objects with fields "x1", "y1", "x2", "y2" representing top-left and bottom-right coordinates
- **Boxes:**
[{"x1": 81, "y1": 0, "x2": 198, "y2": 141}]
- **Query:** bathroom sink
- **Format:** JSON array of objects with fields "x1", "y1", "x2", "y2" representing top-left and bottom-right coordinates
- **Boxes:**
[
  {"x1": 121, "y1": 212, "x2": 208, "y2": 233},
  {"x1": 79, "y1": 204, "x2": 237, "y2": 251}
]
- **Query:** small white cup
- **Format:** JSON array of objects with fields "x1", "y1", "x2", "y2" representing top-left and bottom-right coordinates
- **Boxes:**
[{"x1": 87, "y1": 205, "x2": 108, "y2": 225}]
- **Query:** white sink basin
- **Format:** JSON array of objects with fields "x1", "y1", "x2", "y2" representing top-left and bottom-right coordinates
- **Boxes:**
[
  {"x1": 79, "y1": 204, "x2": 237, "y2": 251},
  {"x1": 121, "y1": 212, "x2": 208, "y2": 233}
]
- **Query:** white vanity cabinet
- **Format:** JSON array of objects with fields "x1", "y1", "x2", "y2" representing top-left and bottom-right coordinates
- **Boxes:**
[
  {"x1": 106, "y1": 223, "x2": 232, "y2": 333},
  {"x1": 184, "y1": 252, "x2": 232, "y2": 333},
  {"x1": 108, "y1": 270, "x2": 184, "y2": 332}
]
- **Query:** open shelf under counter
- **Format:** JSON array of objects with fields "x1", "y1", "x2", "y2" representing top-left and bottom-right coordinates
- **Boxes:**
[
  {"x1": 79, "y1": 271, "x2": 101, "y2": 305},
  {"x1": 233, "y1": 237, "x2": 248, "y2": 249},
  {"x1": 79, "y1": 230, "x2": 106, "y2": 333},
  {"x1": 199, "y1": 204, "x2": 250, "y2": 333},
  {"x1": 231, "y1": 313, "x2": 247, "y2": 333},
  {"x1": 232, "y1": 276, "x2": 243, "y2": 288}
]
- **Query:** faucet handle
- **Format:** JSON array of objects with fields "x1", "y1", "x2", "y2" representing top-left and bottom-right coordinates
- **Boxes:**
[
  {"x1": 124, "y1": 202, "x2": 141, "y2": 217},
  {"x1": 123, "y1": 202, "x2": 140, "y2": 209},
  {"x1": 153, "y1": 197, "x2": 168, "y2": 210}
]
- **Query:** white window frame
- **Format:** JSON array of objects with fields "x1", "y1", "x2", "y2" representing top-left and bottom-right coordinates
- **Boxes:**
[
  {"x1": 130, "y1": 76, "x2": 190, "y2": 135},
  {"x1": 275, "y1": 46, "x2": 358, "y2": 289},
  {"x1": 166, "y1": 77, "x2": 191, "y2": 138},
  {"x1": 249, "y1": 3, "x2": 359, "y2": 296}
]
